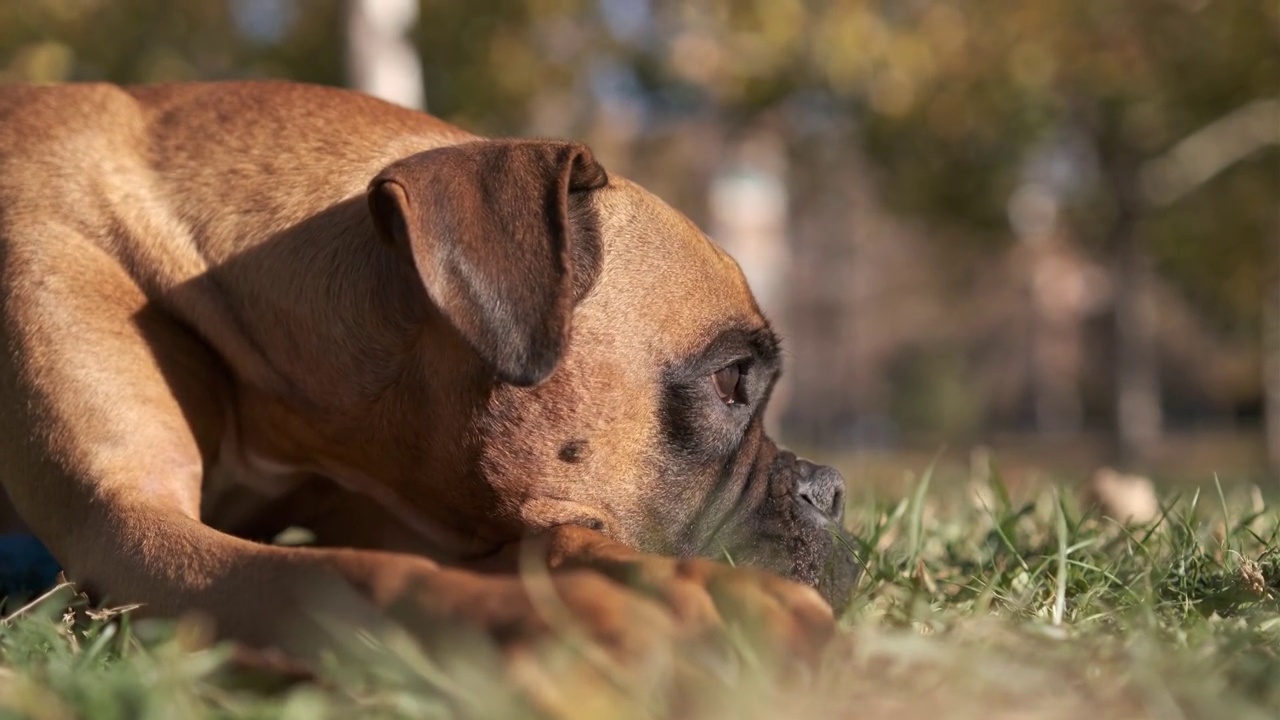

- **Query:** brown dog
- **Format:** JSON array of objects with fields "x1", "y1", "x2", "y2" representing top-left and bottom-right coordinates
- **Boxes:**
[{"x1": 0, "y1": 81, "x2": 857, "y2": 662}]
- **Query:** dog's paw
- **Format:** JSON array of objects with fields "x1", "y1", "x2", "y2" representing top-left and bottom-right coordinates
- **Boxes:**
[
  {"x1": 595, "y1": 556, "x2": 836, "y2": 663},
  {"x1": 392, "y1": 568, "x2": 679, "y2": 665}
]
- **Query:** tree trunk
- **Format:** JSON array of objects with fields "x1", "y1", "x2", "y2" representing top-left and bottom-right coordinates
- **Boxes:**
[
  {"x1": 1265, "y1": 222, "x2": 1280, "y2": 475},
  {"x1": 1098, "y1": 121, "x2": 1162, "y2": 468},
  {"x1": 345, "y1": 0, "x2": 425, "y2": 111},
  {"x1": 1028, "y1": 241, "x2": 1087, "y2": 438},
  {"x1": 1112, "y1": 222, "x2": 1161, "y2": 468}
]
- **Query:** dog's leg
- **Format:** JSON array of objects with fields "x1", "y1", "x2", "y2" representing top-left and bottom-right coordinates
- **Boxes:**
[
  {"x1": 0, "y1": 239, "x2": 365, "y2": 642},
  {"x1": 0, "y1": 238, "x2": 670, "y2": 659}
]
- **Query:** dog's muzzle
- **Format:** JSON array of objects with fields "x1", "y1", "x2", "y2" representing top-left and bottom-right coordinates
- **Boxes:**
[{"x1": 711, "y1": 444, "x2": 862, "y2": 614}]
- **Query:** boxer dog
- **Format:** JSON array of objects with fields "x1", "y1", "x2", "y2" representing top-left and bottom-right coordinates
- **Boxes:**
[{"x1": 0, "y1": 81, "x2": 858, "y2": 663}]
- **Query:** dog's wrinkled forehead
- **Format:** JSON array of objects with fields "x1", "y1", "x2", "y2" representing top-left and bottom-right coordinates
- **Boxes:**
[{"x1": 585, "y1": 178, "x2": 764, "y2": 356}]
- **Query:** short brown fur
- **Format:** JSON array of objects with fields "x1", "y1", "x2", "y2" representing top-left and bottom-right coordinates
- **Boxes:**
[{"x1": 0, "y1": 81, "x2": 838, "y2": 664}]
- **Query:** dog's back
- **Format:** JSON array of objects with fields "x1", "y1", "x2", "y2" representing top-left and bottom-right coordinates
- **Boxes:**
[{"x1": 0, "y1": 82, "x2": 472, "y2": 257}]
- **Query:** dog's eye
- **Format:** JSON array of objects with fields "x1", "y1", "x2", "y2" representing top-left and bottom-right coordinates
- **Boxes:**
[{"x1": 711, "y1": 363, "x2": 742, "y2": 405}]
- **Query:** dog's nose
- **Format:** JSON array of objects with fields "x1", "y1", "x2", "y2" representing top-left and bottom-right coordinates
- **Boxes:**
[{"x1": 796, "y1": 459, "x2": 846, "y2": 524}]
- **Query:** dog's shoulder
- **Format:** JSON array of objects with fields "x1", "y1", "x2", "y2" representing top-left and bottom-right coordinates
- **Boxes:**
[
  {"x1": 0, "y1": 80, "x2": 472, "y2": 172},
  {"x1": 125, "y1": 81, "x2": 471, "y2": 161},
  {"x1": 0, "y1": 82, "x2": 143, "y2": 153}
]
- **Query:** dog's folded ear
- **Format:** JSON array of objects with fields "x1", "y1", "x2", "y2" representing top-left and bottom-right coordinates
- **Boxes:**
[{"x1": 367, "y1": 140, "x2": 608, "y2": 386}]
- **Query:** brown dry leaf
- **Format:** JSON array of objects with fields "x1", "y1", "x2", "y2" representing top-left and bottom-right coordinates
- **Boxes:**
[
  {"x1": 1237, "y1": 558, "x2": 1271, "y2": 599},
  {"x1": 914, "y1": 559, "x2": 938, "y2": 595},
  {"x1": 1080, "y1": 467, "x2": 1160, "y2": 525}
]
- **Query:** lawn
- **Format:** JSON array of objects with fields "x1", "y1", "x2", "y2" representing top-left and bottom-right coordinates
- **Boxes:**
[{"x1": 0, "y1": 460, "x2": 1276, "y2": 720}]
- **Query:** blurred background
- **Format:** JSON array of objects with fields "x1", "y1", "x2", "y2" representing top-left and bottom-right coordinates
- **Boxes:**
[{"x1": 2, "y1": 0, "x2": 1276, "y2": 493}]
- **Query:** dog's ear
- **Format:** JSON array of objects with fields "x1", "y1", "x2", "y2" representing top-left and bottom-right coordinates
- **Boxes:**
[{"x1": 367, "y1": 140, "x2": 607, "y2": 386}]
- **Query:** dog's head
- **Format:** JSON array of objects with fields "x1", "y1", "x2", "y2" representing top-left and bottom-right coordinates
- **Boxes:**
[{"x1": 366, "y1": 140, "x2": 859, "y2": 612}]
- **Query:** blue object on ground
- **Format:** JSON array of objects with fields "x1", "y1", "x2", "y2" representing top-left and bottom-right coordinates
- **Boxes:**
[{"x1": 0, "y1": 533, "x2": 61, "y2": 600}]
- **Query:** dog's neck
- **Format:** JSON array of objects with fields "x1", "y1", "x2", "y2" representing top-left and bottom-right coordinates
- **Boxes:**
[
  {"x1": 167, "y1": 193, "x2": 510, "y2": 554},
  {"x1": 162, "y1": 194, "x2": 480, "y2": 478}
]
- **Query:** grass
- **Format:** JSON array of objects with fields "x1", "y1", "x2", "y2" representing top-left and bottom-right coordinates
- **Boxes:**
[{"x1": 0, "y1": 459, "x2": 1277, "y2": 720}]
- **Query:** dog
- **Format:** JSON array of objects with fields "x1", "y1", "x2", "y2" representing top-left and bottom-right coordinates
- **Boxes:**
[{"x1": 0, "y1": 81, "x2": 858, "y2": 663}]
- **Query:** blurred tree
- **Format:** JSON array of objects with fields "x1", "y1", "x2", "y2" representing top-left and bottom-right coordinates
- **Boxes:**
[{"x1": 803, "y1": 0, "x2": 1279, "y2": 466}]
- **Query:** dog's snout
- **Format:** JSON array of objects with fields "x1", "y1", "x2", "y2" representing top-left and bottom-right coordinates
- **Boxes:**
[{"x1": 796, "y1": 459, "x2": 846, "y2": 524}]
